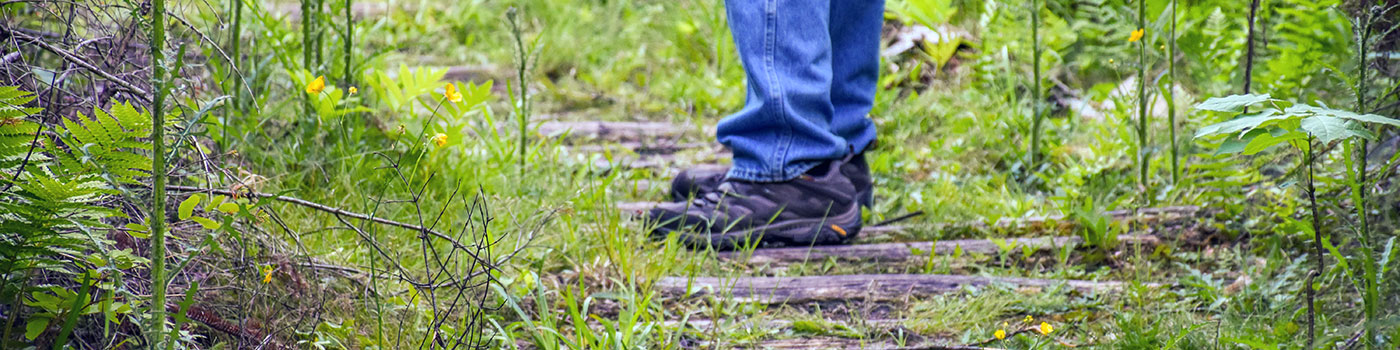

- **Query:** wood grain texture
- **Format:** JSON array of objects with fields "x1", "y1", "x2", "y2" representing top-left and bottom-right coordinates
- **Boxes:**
[
  {"x1": 718, "y1": 234, "x2": 1160, "y2": 263},
  {"x1": 656, "y1": 274, "x2": 1125, "y2": 304}
]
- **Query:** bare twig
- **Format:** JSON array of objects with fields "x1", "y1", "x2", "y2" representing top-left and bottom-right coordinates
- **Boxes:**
[
  {"x1": 154, "y1": 184, "x2": 476, "y2": 245},
  {"x1": 5, "y1": 27, "x2": 151, "y2": 100}
]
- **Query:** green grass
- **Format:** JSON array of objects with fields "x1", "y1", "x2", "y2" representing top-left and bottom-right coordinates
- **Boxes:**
[
  {"x1": 8, "y1": 0, "x2": 1399, "y2": 347},
  {"x1": 209, "y1": 0, "x2": 1397, "y2": 346}
]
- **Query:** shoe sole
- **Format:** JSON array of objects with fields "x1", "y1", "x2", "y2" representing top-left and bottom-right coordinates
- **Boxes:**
[{"x1": 660, "y1": 203, "x2": 862, "y2": 251}]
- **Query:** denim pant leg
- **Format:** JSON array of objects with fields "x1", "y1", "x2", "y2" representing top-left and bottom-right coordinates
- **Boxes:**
[
  {"x1": 829, "y1": 0, "x2": 883, "y2": 154},
  {"x1": 718, "y1": 0, "x2": 847, "y2": 182}
]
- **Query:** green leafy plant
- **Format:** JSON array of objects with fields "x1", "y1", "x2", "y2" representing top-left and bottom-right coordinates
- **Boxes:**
[
  {"x1": 1193, "y1": 93, "x2": 1400, "y2": 347},
  {"x1": 0, "y1": 87, "x2": 163, "y2": 347},
  {"x1": 1133, "y1": 0, "x2": 1149, "y2": 189}
]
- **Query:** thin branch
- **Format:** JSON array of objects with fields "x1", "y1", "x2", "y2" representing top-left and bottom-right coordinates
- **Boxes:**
[
  {"x1": 5, "y1": 27, "x2": 151, "y2": 101},
  {"x1": 156, "y1": 184, "x2": 460, "y2": 242}
]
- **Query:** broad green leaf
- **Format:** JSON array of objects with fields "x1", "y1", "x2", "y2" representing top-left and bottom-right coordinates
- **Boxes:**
[
  {"x1": 25, "y1": 317, "x2": 49, "y2": 341},
  {"x1": 1193, "y1": 94, "x2": 1272, "y2": 112},
  {"x1": 1213, "y1": 128, "x2": 1271, "y2": 155},
  {"x1": 1242, "y1": 130, "x2": 1307, "y2": 155},
  {"x1": 1300, "y1": 116, "x2": 1372, "y2": 143},
  {"x1": 189, "y1": 217, "x2": 222, "y2": 230},
  {"x1": 205, "y1": 195, "x2": 226, "y2": 212},
  {"x1": 178, "y1": 194, "x2": 203, "y2": 220},
  {"x1": 1194, "y1": 109, "x2": 1284, "y2": 138},
  {"x1": 1306, "y1": 105, "x2": 1400, "y2": 127},
  {"x1": 217, "y1": 202, "x2": 241, "y2": 214},
  {"x1": 124, "y1": 223, "x2": 149, "y2": 239}
]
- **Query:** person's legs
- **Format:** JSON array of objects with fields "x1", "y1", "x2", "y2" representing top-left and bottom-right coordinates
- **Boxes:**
[
  {"x1": 828, "y1": 0, "x2": 883, "y2": 154},
  {"x1": 646, "y1": 0, "x2": 885, "y2": 249},
  {"x1": 717, "y1": 0, "x2": 846, "y2": 182}
]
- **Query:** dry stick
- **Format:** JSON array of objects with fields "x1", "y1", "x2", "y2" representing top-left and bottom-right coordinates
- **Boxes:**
[
  {"x1": 7, "y1": 29, "x2": 150, "y2": 100},
  {"x1": 5, "y1": 27, "x2": 205, "y2": 62}
]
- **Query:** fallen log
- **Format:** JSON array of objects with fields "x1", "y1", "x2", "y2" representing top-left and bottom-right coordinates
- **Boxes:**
[
  {"x1": 655, "y1": 274, "x2": 1126, "y2": 304},
  {"x1": 718, "y1": 234, "x2": 1160, "y2": 264}
]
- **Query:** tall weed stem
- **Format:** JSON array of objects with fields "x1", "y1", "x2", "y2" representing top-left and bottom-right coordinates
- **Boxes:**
[
  {"x1": 507, "y1": 8, "x2": 531, "y2": 174},
  {"x1": 147, "y1": 0, "x2": 170, "y2": 345},
  {"x1": 1350, "y1": 9, "x2": 1380, "y2": 350},
  {"x1": 1167, "y1": 0, "x2": 1179, "y2": 184},
  {"x1": 1028, "y1": 0, "x2": 1043, "y2": 172},
  {"x1": 1135, "y1": 0, "x2": 1149, "y2": 188}
]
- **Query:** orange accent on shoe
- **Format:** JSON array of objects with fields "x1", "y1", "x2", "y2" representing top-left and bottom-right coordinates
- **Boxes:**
[{"x1": 830, "y1": 224, "x2": 847, "y2": 236}]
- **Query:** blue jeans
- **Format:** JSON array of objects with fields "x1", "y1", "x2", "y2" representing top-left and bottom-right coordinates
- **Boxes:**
[{"x1": 718, "y1": 0, "x2": 883, "y2": 182}]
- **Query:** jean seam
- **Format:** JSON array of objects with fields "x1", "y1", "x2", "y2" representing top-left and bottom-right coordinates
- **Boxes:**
[{"x1": 763, "y1": 0, "x2": 793, "y2": 180}]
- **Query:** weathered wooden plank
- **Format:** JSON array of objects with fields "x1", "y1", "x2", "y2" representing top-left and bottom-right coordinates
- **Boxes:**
[
  {"x1": 570, "y1": 142, "x2": 712, "y2": 156},
  {"x1": 273, "y1": 1, "x2": 399, "y2": 19},
  {"x1": 442, "y1": 65, "x2": 505, "y2": 82},
  {"x1": 586, "y1": 151, "x2": 732, "y2": 172},
  {"x1": 618, "y1": 201, "x2": 1199, "y2": 239},
  {"x1": 716, "y1": 337, "x2": 991, "y2": 350},
  {"x1": 718, "y1": 235, "x2": 1160, "y2": 263},
  {"x1": 662, "y1": 318, "x2": 901, "y2": 332},
  {"x1": 537, "y1": 121, "x2": 692, "y2": 141},
  {"x1": 656, "y1": 274, "x2": 1125, "y2": 304},
  {"x1": 620, "y1": 202, "x2": 1199, "y2": 222}
]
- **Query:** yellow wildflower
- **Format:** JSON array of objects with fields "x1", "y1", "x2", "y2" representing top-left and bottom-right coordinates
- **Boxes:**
[
  {"x1": 444, "y1": 83, "x2": 462, "y2": 103},
  {"x1": 261, "y1": 266, "x2": 273, "y2": 284},
  {"x1": 1128, "y1": 28, "x2": 1144, "y2": 43},
  {"x1": 994, "y1": 329, "x2": 1006, "y2": 340},
  {"x1": 305, "y1": 75, "x2": 326, "y2": 94},
  {"x1": 348, "y1": 86, "x2": 358, "y2": 95},
  {"x1": 431, "y1": 133, "x2": 448, "y2": 147},
  {"x1": 1038, "y1": 322, "x2": 1054, "y2": 335},
  {"x1": 1024, "y1": 315, "x2": 1033, "y2": 323}
]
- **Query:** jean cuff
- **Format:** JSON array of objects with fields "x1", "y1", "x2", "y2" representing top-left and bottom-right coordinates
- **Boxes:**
[{"x1": 725, "y1": 159, "x2": 823, "y2": 182}]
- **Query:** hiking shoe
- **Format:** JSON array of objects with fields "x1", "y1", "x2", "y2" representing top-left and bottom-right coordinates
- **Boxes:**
[
  {"x1": 670, "y1": 152, "x2": 874, "y2": 207},
  {"x1": 646, "y1": 159, "x2": 862, "y2": 250}
]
